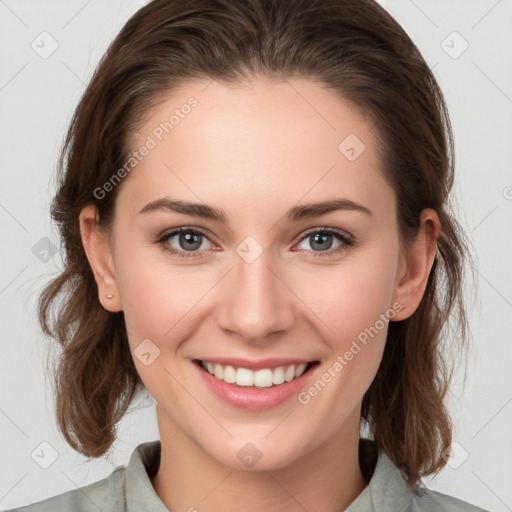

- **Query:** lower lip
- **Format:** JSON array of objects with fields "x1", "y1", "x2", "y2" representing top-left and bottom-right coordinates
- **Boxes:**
[{"x1": 193, "y1": 360, "x2": 320, "y2": 411}]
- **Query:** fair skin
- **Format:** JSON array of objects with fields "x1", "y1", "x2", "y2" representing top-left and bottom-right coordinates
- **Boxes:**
[{"x1": 79, "y1": 78, "x2": 439, "y2": 512}]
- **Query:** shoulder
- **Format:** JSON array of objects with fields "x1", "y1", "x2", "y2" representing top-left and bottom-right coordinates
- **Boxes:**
[
  {"x1": 409, "y1": 486, "x2": 490, "y2": 512},
  {"x1": 4, "y1": 465, "x2": 126, "y2": 512},
  {"x1": 5, "y1": 440, "x2": 164, "y2": 512},
  {"x1": 353, "y1": 440, "x2": 490, "y2": 512}
]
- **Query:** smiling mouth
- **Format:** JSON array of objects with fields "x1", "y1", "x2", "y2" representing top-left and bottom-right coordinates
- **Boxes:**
[{"x1": 193, "y1": 359, "x2": 320, "y2": 388}]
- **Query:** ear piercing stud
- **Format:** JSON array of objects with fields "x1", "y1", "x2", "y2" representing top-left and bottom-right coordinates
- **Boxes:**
[{"x1": 106, "y1": 294, "x2": 113, "y2": 299}]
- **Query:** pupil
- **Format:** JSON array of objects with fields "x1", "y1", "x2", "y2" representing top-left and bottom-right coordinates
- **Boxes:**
[
  {"x1": 181, "y1": 232, "x2": 201, "y2": 251},
  {"x1": 311, "y1": 233, "x2": 332, "y2": 251}
]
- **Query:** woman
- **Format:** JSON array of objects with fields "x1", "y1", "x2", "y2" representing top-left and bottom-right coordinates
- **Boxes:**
[{"x1": 7, "y1": 0, "x2": 489, "y2": 510}]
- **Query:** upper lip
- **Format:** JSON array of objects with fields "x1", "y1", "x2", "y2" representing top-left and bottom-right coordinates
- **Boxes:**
[{"x1": 194, "y1": 357, "x2": 318, "y2": 371}]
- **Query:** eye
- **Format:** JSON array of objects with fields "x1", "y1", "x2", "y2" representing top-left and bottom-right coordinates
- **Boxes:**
[
  {"x1": 156, "y1": 227, "x2": 215, "y2": 259},
  {"x1": 156, "y1": 226, "x2": 354, "y2": 259},
  {"x1": 294, "y1": 227, "x2": 354, "y2": 257}
]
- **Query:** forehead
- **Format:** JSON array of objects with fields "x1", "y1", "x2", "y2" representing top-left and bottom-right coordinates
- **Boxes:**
[{"x1": 121, "y1": 78, "x2": 395, "y2": 221}]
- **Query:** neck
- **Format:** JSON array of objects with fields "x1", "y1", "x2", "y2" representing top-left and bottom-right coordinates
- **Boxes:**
[{"x1": 150, "y1": 406, "x2": 368, "y2": 512}]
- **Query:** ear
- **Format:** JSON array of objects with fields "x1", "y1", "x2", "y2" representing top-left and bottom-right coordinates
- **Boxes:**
[
  {"x1": 390, "y1": 208, "x2": 440, "y2": 321},
  {"x1": 79, "y1": 205, "x2": 122, "y2": 312}
]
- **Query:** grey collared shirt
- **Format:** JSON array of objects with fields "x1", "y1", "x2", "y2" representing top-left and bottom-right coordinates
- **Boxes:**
[{"x1": 6, "y1": 440, "x2": 489, "y2": 511}]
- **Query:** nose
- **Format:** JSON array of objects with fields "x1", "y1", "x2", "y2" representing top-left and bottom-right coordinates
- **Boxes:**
[{"x1": 215, "y1": 247, "x2": 295, "y2": 343}]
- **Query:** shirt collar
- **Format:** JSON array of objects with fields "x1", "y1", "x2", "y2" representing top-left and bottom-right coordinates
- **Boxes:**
[
  {"x1": 125, "y1": 439, "x2": 414, "y2": 512},
  {"x1": 126, "y1": 440, "x2": 168, "y2": 512},
  {"x1": 346, "y1": 447, "x2": 414, "y2": 511}
]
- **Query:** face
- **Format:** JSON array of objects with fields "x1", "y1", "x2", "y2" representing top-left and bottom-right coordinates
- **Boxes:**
[{"x1": 88, "y1": 77, "x2": 418, "y2": 471}]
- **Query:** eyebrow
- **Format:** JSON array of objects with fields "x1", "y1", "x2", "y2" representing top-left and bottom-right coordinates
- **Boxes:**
[{"x1": 139, "y1": 197, "x2": 373, "y2": 222}]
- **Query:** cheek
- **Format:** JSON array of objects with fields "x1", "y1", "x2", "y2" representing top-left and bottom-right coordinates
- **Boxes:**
[
  {"x1": 113, "y1": 235, "x2": 209, "y2": 342},
  {"x1": 291, "y1": 256, "x2": 399, "y2": 411},
  {"x1": 336, "y1": 275, "x2": 394, "y2": 344},
  {"x1": 115, "y1": 254, "x2": 214, "y2": 395},
  {"x1": 295, "y1": 255, "x2": 397, "y2": 347},
  {"x1": 118, "y1": 263, "x2": 209, "y2": 341},
  {"x1": 293, "y1": 263, "x2": 397, "y2": 416}
]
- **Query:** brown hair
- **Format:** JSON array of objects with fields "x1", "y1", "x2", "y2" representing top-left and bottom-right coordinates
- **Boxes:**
[{"x1": 39, "y1": 0, "x2": 476, "y2": 487}]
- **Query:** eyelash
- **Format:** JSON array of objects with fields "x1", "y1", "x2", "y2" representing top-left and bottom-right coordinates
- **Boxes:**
[{"x1": 155, "y1": 226, "x2": 354, "y2": 260}]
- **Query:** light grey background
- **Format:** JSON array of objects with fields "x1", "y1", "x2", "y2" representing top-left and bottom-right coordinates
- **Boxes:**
[{"x1": 1, "y1": 1, "x2": 511, "y2": 510}]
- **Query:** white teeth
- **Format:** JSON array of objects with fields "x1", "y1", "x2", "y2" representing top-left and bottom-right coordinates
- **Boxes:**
[
  {"x1": 236, "y1": 367, "x2": 254, "y2": 386},
  {"x1": 273, "y1": 366, "x2": 285, "y2": 385},
  {"x1": 200, "y1": 361, "x2": 311, "y2": 388},
  {"x1": 254, "y1": 368, "x2": 273, "y2": 388},
  {"x1": 223, "y1": 365, "x2": 236, "y2": 383},
  {"x1": 284, "y1": 365, "x2": 295, "y2": 382},
  {"x1": 295, "y1": 363, "x2": 307, "y2": 378},
  {"x1": 214, "y1": 363, "x2": 223, "y2": 380}
]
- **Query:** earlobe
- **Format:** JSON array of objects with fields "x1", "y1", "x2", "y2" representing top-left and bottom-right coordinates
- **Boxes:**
[
  {"x1": 79, "y1": 205, "x2": 123, "y2": 312},
  {"x1": 390, "y1": 208, "x2": 440, "y2": 321}
]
